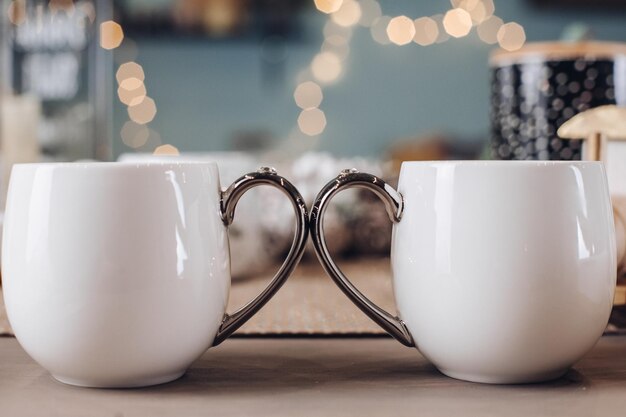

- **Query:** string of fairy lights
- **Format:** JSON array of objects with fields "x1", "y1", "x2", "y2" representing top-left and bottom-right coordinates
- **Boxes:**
[
  {"x1": 295, "y1": 0, "x2": 526, "y2": 137},
  {"x1": 101, "y1": 0, "x2": 526, "y2": 149},
  {"x1": 101, "y1": 0, "x2": 525, "y2": 150},
  {"x1": 99, "y1": 18, "x2": 170, "y2": 153},
  {"x1": 6, "y1": 0, "x2": 525, "y2": 153}
]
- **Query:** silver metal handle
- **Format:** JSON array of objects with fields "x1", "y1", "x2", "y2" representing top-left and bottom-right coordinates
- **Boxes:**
[
  {"x1": 310, "y1": 169, "x2": 414, "y2": 347},
  {"x1": 212, "y1": 167, "x2": 308, "y2": 346}
]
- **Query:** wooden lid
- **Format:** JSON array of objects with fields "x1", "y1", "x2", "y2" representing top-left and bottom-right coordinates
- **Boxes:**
[{"x1": 490, "y1": 41, "x2": 626, "y2": 66}]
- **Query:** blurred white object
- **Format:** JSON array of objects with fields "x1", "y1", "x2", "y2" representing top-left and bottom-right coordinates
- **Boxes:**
[
  {"x1": 118, "y1": 152, "x2": 273, "y2": 278},
  {"x1": 264, "y1": 152, "x2": 385, "y2": 257},
  {"x1": 1, "y1": 94, "x2": 41, "y2": 207},
  {"x1": 606, "y1": 142, "x2": 626, "y2": 196},
  {"x1": 558, "y1": 105, "x2": 626, "y2": 275}
]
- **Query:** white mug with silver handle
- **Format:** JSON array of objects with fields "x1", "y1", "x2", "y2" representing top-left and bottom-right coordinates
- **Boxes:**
[
  {"x1": 2, "y1": 162, "x2": 308, "y2": 388},
  {"x1": 311, "y1": 161, "x2": 616, "y2": 384}
]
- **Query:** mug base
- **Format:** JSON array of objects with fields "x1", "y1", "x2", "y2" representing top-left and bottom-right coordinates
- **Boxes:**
[
  {"x1": 51, "y1": 370, "x2": 186, "y2": 388},
  {"x1": 437, "y1": 367, "x2": 569, "y2": 384}
]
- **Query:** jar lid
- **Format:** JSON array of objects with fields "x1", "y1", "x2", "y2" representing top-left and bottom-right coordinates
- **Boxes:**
[{"x1": 489, "y1": 41, "x2": 626, "y2": 66}]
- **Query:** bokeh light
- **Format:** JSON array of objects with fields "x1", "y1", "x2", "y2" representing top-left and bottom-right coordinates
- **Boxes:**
[
  {"x1": 128, "y1": 96, "x2": 157, "y2": 124},
  {"x1": 477, "y1": 15, "x2": 503, "y2": 44},
  {"x1": 294, "y1": 81, "x2": 323, "y2": 109},
  {"x1": 331, "y1": 0, "x2": 362, "y2": 27},
  {"x1": 116, "y1": 62, "x2": 145, "y2": 84},
  {"x1": 358, "y1": 0, "x2": 382, "y2": 27},
  {"x1": 386, "y1": 16, "x2": 416, "y2": 46},
  {"x1": 79, "y1": 2, "x2": 96, "y2": 23},
  {"x1": 119, "y1": 77, "x2": 143, "y2": 91},
  {"x1": 314, "y1": 0, "x2": 343, "y2": 14},
  {"x1": 311, "y1": 52, "x2": 342, "y2": 84},
  {"x1": 100, "y1": 21, "x2": 124, "y2": 50},
  {"x1": 322, "y1": 35, "x2": 350, "y2": 60},
  {"x1": 430, "y1": 14, "x2": 451, "y2": 43},
  {"x1": 451, "y1": 0, "x2": 495, "y2": 25},
  {"x1": 121, "y1": 121, "x2": 149, "y2": 149},
  {"x1": 117, "y1": 82, "x2": 147, "y2": 106},
  {"x1": 370, "y1": 16, "x2": 392, "y2": 45},
  {"x1": 153, "y1": 144, "x2": 180, "y2": 156},
  {"x1": 443, "y1": 8, "x2": 472, "y2": 38},
  {"x1": 497, "y1": 22, "x2": 526, "y2": 51},
  {"x1": 49, "y1": 0, "x2": 75, "y2": 14},
  {"x1": 413, "y1": 17, "x2": 439, "y2": 46},
  {"x1": 7, "y1": 1, "x2": 26, "y2": 25},
  {"x1": 298, "y1": 108, "x2": 327, "y2": 136}
]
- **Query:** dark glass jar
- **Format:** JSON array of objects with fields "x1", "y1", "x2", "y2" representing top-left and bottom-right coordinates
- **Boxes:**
[{"x1": 490, "y1": 42, "x2": 626, "y2": 160}]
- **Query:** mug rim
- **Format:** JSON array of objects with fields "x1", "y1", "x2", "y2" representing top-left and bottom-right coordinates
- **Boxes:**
[
  {"x1": 11, "y1": 161, "x2": 219, "y2": 171},
  {"x1": 400, "y1": 160, "x2": 602, "y2": 168}
]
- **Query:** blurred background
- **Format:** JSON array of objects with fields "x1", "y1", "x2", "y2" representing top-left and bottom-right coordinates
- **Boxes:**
[
  {"x1": 1, "y1": 0, "x2": 626, "y2": 334},
  {"x1": 1, "y1": 0, "x2": 625, "y2": 163}
]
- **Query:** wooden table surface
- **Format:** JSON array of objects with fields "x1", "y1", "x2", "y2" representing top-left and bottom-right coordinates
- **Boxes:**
[{"x1": 1, "y1": 336, "x2": 626, "y2": 417}]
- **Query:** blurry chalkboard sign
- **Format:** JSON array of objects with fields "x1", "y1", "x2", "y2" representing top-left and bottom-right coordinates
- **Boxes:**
[
  {"x1": 115, "y1": 0, "x2": 309, "y2": 39},
  {"x1": 1, "y1": 0, "x2": 112, "y2": 161}
]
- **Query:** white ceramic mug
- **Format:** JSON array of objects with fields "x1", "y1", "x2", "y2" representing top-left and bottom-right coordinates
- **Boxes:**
[
  {"x1": 311, "y1": 161, "x2": 616, "y2": 384},
  {"x1": 118, "y1": 152, "x2": 277, "y2": 278},
  {"x1": 2, "y1": 162, "x2": 308, "y2": 388}
]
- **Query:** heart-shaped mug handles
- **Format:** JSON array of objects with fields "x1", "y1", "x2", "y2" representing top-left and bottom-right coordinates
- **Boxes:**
[{"x1": 309, "y1": 169, "x2": 414, "y2": 347}]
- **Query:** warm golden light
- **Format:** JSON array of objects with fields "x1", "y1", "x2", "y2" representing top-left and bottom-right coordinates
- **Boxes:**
[
  {"x1": 128, "y1": 97, "x2": 157, "y2": 124},
  {"x1": 294, "y1": 81, "x2": 323, "y2": 109},
  {"x1": 331, "y1": 0, "x2": 361, "y2": 27},
  {"x1": 450, "y1": 0, "x2": 494, "y2": 25},
  {"x1": 121, "y1": 121, "x2": 149, "y2": 149},
  {"x1": 314, "y1": 0, "x2": 343, "y2": 14},
  {"x1": 100, "y1": 21, "x2": 124, "y2": 50},
  {"x1": 298, "y1": 108, "x2": 327, "y2": 136},
  {"x1": 370, "y1": 16, "x2": 391, "y2": 45},
  {"x1": 79, "y1": 2, "x2": 96, "y2": 23},
  {"x1": 413, "y1": 17, "x2": 439, "y2": 46},
  {"x1": 7, "y1": 1, "x2": 26, "y2": 25},
  {"x1": 117, "y1": 82, "x2": 147, "y2": 106},
  {"x1": 386, "y1": 16, "x2": 416, "y2": 46},
  {"x1": 477, "y1": 15, "x2": 503, "y2": 44},
  {"x1": 358, "y1": 0, "x2": 381, "y2": 27},
  {"x1": 116, "y1": 62, "x2": 145, "y2": 84},
  {"x1": 311, "y1": 52, "x2": 342, "y2": 84},
  {"x1": 153, "y1": 144, "x2": 180, "y2": 156},
  {"x1": 322, "y1": 35, "x2": 350, "y2": 60},
  {"x1": 119, "y1": 77, "x2": 143, "y2": 91},
  {"x1": 443, "y1": 8, "x2": 472, "y2": 38},
  {"x1": 497, "y1": 22, "x2": 526, "y2": 51},
  {"x1": 202, "y1": 0, "x2": 238, "y2": 35},
  {"x1": 475, "y1": 0, "x2": 495, "y2": 24},
  {"x1": 49, "y1": 0, "x2": 75, "y2": 14},
  {"x1": 430, "y1": 14, "x2": 450, "y2": 43}
]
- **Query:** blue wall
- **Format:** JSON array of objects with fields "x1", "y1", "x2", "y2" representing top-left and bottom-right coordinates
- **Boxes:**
[{"x1": 113, "y1": 0, "x2": 626, "y2": 157}]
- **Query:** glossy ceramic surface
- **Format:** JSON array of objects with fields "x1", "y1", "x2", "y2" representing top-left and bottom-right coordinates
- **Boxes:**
[
  {"x1": 2, "y1": 162, "x2": 308, "y2": 388},
  {"x1": 394, "y1": 161, "x2": 616, "y2": 383},
  {"x1": 311, "y1": 161, "x2": 616, "y2": 384},
  {"x1": 118, "y1": 152, "x2": 273, "y2": 278}
]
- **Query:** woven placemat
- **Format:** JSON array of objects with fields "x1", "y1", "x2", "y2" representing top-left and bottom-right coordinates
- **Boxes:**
[{"x1": 0, "y1": 258, "x2": 393, "y2": 336}]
